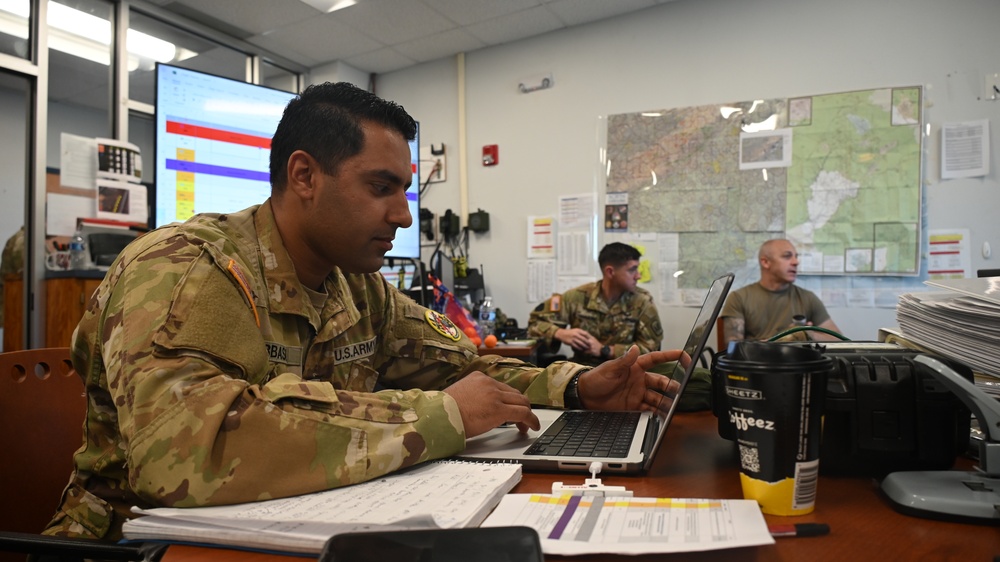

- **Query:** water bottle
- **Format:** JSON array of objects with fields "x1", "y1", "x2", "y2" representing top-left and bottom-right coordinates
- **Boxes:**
[
  {"x1": 479, "y1": 296, "x2": 496, "y2": 337},
  {"x1": 69, "y1": 229, "x2": 88, "y2": 270}
]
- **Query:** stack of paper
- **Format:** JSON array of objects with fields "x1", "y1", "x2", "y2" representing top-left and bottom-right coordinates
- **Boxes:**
[
  {"x1": 121, "y1": 460, "x2": 521, "y2": 555},
  {"x1": 896, "y1": 277, "x2": 1000, "y2": 380}
]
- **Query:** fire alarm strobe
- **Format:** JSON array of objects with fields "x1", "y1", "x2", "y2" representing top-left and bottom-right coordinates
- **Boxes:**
[{"x1": 482, "y1": 145, "x2": 498, "y2": 166}]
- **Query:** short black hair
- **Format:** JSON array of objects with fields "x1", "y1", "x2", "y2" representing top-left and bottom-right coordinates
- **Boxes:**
[
  {"x1": 269, "y1": 82, "x2": 417, "y2": 192},
  {"x1": 598, "y1": 242, "x2": 641, "y2": 269}
]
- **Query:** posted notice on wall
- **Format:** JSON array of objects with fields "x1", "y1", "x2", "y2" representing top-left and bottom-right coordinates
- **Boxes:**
[
  {"x1": 927, "y1": 229, "x2": 972, "y2": 279},
  {"x1": 527, "y1": 216, "x2": 555, "y2": 258},
  {"x1": 941, "y1": 120, "x2": 990, "y2": 179}
]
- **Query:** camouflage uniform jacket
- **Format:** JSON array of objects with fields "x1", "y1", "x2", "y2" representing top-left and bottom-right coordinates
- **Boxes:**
[
  {"x1": 527, "y1": 281, "x2": 663, "y2": 367},
  {"x1": 44, "y1": 201, "x2": 586, "y2": 541},
  {"x1": 0, "y1": 225, "x2": 25, "y2": 325}
]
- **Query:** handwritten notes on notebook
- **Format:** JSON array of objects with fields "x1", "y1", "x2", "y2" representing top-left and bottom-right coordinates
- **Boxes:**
[{"x1": 122, "y1": 460, "x2": 521, "y2": 554}]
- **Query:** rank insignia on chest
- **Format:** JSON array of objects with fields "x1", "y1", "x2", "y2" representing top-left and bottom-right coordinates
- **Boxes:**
[{"x1": 425, "y1": 310, "x2": 461, "y2": 341}]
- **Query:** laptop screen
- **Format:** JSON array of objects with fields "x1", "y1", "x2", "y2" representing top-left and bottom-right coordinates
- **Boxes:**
[{"x1": 652, "y1": 273, "x2": 734, "y2": 421}]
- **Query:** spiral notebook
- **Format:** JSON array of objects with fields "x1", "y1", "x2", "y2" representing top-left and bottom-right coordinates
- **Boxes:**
[
  {"x1": 457, "y1": 272, "x2": 734, "y2": 474},
  {"x1": 120, "y1": 460, "x2": 521, "y2": 555}
]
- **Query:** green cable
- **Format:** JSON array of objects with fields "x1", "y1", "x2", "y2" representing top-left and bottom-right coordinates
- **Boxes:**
[{"x1": 766, "y1": 325, "x2": 850, "y2": 342}]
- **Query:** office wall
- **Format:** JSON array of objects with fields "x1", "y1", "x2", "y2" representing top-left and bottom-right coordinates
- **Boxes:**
[{"x1": 375, "y1": 0, "x2": 1000, "y2": 348}]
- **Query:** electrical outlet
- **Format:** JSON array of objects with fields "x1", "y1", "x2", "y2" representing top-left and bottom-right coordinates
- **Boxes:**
[
  {"x1": 986, "y1": 73, "x2": 1000, "y2": 100},
  {"x1": 419, "y1": 145, "x2": 447, "y2": 183}
]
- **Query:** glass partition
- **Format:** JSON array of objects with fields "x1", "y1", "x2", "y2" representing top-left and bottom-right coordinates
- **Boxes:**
[
  {"x1": 261, "y1": 59, "x2": 299, "y2": 93},
  {"x1": 0, "y1": 0, "x2": 32, "y2": 60},
  {"x1": 127, "y1": 9, "x2": 249, "y2": 107},
  {"x1": 0, "y1": 71, "x2": 29, "y2": 350},
  {"x1": 47, "y1": 0, "x2": 113, "y2": 168}
]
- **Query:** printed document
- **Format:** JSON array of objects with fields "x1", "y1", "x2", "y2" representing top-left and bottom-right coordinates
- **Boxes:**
[{"x1": 482, "y1": 494, "x2": 773, "y2": 556}]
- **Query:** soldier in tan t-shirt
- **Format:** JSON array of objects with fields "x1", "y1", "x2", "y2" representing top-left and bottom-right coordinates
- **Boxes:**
[{"x1": 721, "y1": 239, "x2": 842, "y2": 343}]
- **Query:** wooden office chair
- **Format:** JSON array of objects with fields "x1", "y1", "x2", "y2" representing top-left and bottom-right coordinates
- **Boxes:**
[{"x1": 0, "y1": 348, "x2": 147, "y2": 561}]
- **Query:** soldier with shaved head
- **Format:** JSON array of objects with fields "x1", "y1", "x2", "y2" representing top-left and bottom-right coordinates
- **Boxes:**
[{"x1": 721, "y1": 239, "x2": 842, "y2": 343}]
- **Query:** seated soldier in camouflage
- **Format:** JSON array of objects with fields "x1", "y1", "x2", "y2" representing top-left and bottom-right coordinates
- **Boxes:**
[
  {"x1": 528, "y1": 243, "x2": 663, "y2": 367},
  {"x1": 0, "y1": 225, "x2": 25, "y2": 327},
  {"x1": 43, "y1": 83, "x2": 688, "y2": 541}
]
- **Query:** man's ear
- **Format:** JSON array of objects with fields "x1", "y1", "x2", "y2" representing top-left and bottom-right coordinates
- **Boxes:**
[{"x1": 285, "y1": 150, "x2": 319, "y2": 201}]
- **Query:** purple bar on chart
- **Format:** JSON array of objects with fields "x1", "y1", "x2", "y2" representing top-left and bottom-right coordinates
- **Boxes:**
[
  {"x1": 548, "y1": 495, "x2": 581, "y2": 540},
  {"x1": 166, "y1": 159, "x2": 270, "y2": 182}
]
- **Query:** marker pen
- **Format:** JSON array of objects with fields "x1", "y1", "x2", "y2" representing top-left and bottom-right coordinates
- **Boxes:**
[{"x1": 769, "y1": 523, "x2": 830, "y2": 538}]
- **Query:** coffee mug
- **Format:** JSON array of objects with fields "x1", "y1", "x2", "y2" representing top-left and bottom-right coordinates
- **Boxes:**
[{"x1": 45, "y1": 250, "x2": 71, "y2": 271}]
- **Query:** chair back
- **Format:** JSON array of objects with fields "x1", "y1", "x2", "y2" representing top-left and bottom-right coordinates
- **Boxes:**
[
  {"x1": 715, "y1": 316, "x2": 727, "y2": 356},
  {"x1": 0, "y1": 348, "x2": 84, "y2": 541}
]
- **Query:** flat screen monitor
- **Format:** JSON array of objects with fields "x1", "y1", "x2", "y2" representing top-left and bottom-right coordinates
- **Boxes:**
[
  {"x1": 379, "y1": 262, "x2": 417, "y2": 290},
  {"x1": 153, "y1": 63, "x2": 421, "y2": 259}
]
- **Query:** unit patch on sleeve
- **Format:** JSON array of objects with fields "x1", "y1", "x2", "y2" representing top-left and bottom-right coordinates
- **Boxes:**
[
  {"x1": 425, "y1": 310, "x2": 461, "y2": 341},
  {"x1": 550, "y1": 294, "x2": 561, "y2": 312}
]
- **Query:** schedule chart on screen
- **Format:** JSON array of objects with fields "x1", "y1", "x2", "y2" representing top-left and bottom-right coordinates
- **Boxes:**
[{"x1": 155, "y1": 64, "x2": 296, "y2": 226}]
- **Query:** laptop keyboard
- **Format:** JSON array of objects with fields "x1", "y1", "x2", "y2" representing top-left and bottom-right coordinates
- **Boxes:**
[{"x1": 524, "y1": 411, "x2": 640, "y2": 458}]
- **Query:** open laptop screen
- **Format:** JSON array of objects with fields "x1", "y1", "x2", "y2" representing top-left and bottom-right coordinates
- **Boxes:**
[{"x1": 651, "y1": 273, "x2": 734, "y2": 426}]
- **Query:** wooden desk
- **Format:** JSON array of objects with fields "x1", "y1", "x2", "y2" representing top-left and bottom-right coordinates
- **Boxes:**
[
  {"x1": 478, "y1": 339, "x2": 540, "y2": 365},
  {"x1": 161, "y1": 411, "x2": 999, "y2": 562}
]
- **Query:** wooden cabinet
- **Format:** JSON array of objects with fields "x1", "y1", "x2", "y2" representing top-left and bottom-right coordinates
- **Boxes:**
[
  {"x1": 2, "y1": 274, "x2": 104, "y2": 350},
  {"x1": 45, "y1": 276, "x2": 102, "y2": 348},
  {"x1": 2, "y1": 275, "x2": 23, "y2": 351}
]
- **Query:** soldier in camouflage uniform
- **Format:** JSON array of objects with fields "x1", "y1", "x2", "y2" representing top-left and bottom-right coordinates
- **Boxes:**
[
  {"x1": 528, "y1": 243, "x2": 663, "y2": 367},
  {"x1": 43, "y1": 83, "x2": 686, "y2": 541},
  {"x1": 0, "y1": 225, "x2": 25, "y2": 326}
]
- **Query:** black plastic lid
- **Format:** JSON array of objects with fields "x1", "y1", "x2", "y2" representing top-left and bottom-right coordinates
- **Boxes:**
[{"x1": 716, "y1": 341, "x2": 833, "y2": 374}]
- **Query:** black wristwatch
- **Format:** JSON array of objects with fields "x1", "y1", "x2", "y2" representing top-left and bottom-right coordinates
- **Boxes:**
[
  {"x1": 563, "y1": 370, "x2": 586, "y2": 409},
  {"x1": 600, "y1": 345, "x2": 611, "y2": 360}
]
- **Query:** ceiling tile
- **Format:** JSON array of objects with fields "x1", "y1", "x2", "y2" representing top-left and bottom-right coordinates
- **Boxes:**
[
  {"x1": 464, "y1": 6, "x2": 565, "y2": 46},
  {"x1": 419, "y1": 0, "x2": 543, "y2": 26},
  {"x1": 161, "y1": 0, "x2": 320, "y2": 35},
  {"x1": 331, "y1": 0, "x2": 457, "y2": 44},
  {"x1": 252, "y1": 12, "x2": 385, "y2": 66},
  {"x1": 544, "y1": 0, "x2": 658, "y2": 26},
  {"x1": 395, "y1": 28, "x2": 486, "y2": 63},
  {"x1": 246, "y1": 34, "x2": 321, "y2": 67},
  {"x1": 343, "y1": 47, "x2": 418, "y2": 75}
]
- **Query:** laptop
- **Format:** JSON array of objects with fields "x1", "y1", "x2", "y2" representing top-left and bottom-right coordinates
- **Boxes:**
[{"x1": 457, "y1": 272, "x2": 734, "y2": 474}]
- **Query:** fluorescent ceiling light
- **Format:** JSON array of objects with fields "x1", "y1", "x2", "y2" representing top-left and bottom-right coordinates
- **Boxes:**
[{"x1": 300, "y1": 0, "x2": 357, "y2": 13}]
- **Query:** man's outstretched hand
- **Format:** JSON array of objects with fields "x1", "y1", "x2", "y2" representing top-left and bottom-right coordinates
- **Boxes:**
[{"x1": 577, "y1": 346, "x2": 688, "y2": 412}]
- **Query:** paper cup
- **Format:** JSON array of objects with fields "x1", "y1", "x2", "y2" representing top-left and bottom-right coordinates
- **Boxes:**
[{"x1": 716, "y1": 342, "x2": 832, "y2": 516}]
